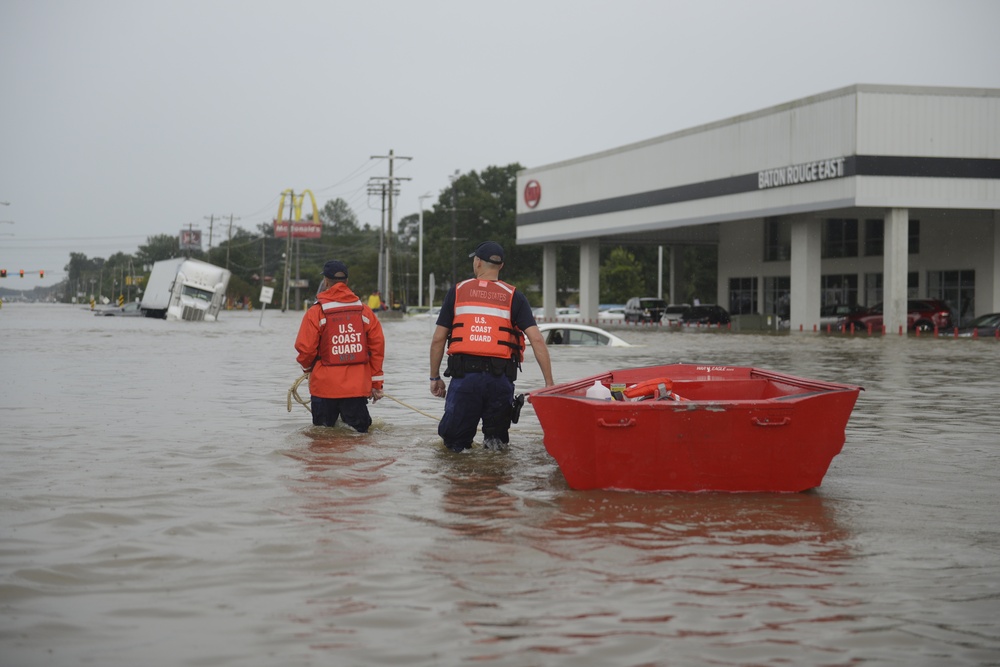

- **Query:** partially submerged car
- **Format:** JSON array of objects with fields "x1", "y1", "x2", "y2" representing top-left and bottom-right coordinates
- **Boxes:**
[
  {"x1": 844, "y1": 299, "x2": 955, "y2": 332},
  {"x1": 533, "y1": 322, "x2": 631, "y2": 347},
  {"x1": 955, "y1": 313, "x2": 1000, "y2": 338}
]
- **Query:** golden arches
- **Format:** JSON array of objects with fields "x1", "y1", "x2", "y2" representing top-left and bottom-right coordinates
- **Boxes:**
[{"x1": 276, "y1": 189, "x2": 320, "y2": 225}]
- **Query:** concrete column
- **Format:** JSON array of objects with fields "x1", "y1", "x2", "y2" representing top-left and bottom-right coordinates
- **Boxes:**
[
  {"x1": 579, "y1": 239, "x2": 600, "y2": 321},
  {"x1": 543, "y1": 243, "x2": 557, "y2": 320},
  {"x1": 657, "y1": 246, "x2": 663, "y2": 300},
  {"x1": 883, "y1": 208, "x2": 909, "y2": 334},
  {"x1": 991, "y1": 211, "x2": 1000, "y2": 313},
  {"x1": 789, "y1": 217, "x2": 821, "y2": 331},
  {"x1": 669, "y1": 246, "x2": 678, "y2": 304}
]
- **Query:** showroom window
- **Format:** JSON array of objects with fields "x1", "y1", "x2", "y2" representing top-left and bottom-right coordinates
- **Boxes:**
[
  {"x1": 728, "y1": 277, "x2": 757, "y2": 315},
  {"x1": 822, "y1": 219, "x2": 858, "y2": 258},
  {"x1": 928, "y1": 270, "x2": 975, "y2": 324},
  {"x1": 764, "y1": 218, "x2": 791, "y2": 261},
  {"x1": 821, "y1": 274, "x2": 859, "y2": 306},
  {"x1": 763, "y1": 276, "x2": 791, "y2": 319}
]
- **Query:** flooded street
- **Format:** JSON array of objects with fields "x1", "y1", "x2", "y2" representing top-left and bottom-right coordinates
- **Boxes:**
[{"x1": 2, "y1": 303, "x2": 999, "y2": 666}]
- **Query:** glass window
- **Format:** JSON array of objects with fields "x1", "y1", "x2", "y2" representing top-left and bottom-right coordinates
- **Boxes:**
[
  {"x1": 821, "y1": 274, "x2": 859, "y2": 306},
  {"x1": 728, "y1": 277, "x2": 757, "y2": 315},
  {"x1": 764, "y1": 218, "x2": 791, "y2": 262},
  {"x1": 928, "y1": 270, "x2": 975, "y2": 323},
  {"x1": 822, "y1": 218, "x2": 858, "y2": 258},
  {"x1": 567, "y1": 329, "x2": 601, "y2": 346},
  {"x1": 763, "y1": 276, "x2": 790, "y2": 319}
]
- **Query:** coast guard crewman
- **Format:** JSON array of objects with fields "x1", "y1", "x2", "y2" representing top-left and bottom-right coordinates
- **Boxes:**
[
  {"x1": 429, "y1": 241, "x2": 554, "y2": 451},
  {"x1": 295, "y1": 260, "x2": 385, "y2": 432}
]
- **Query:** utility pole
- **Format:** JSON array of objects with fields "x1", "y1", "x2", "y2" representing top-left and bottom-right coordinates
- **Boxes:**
[
  {"x1": 370, "y1": 150, "x2": 411, "y2": 309},
  {"x1": 282, "y1": 192, "x2": 294, "y2": 312},
  {"x1": 204, "y1": 214, "x2": 216, "y2": 254},
  {"x1": 225, "y1": 213, "x2": 241, "y2": 271},
  {"x1": 367, "y1": 179, "x2": 392, "y2": 296},
  {"x1": 417, "y1": 192, "x2": 432, "y2": 308},
  {"x1": 449, "y1": 170, "x2": 460, "y2": 285}
]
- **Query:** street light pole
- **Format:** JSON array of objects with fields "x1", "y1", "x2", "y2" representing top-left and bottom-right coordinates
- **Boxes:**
[{"x1": 417, "y1": 192, "x2": 432, "y2": 308}]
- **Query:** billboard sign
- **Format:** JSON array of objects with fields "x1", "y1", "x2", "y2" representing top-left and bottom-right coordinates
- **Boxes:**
[
  {"x1": 180, "y1": 229, "x2": 202, "y2": 250},
  {"x1": 274, "y1": 188, "x2": 322, "y2": 239}
]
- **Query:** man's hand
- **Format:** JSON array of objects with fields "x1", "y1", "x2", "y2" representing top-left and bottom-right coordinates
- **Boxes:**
[
  {"x1": 370, "y1": 388, "x2": 384, "y2": 403},
  {"x1": 430, "y1": 378, "x2": 446, "y2": 398}
]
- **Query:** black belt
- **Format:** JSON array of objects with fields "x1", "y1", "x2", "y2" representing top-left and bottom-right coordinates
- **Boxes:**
[{"x1": 446, "y1": 354, "x2": 516, "y2": 379}]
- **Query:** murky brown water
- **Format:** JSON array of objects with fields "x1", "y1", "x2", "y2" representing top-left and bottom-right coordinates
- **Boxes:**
[{"x1": 2, "y1": 304, "x2": 998, "y2": 666}]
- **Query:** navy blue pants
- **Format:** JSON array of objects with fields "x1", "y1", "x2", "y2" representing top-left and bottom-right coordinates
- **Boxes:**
[
  {"x1": 438, "y1": 371, "x2": 514, "y2": 451},
  {"x1": 311, "y1": 396, "x2": 372, "y2": 433}
]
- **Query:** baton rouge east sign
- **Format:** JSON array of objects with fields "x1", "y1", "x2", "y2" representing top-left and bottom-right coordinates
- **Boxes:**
[{"x1": 758, "y1": 157, "x2": 847, "y2": 190}]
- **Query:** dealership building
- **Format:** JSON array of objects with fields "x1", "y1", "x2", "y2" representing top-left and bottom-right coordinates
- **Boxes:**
[{"x1": 516, "y1": 84, "x2": 1000, "y2": 332}]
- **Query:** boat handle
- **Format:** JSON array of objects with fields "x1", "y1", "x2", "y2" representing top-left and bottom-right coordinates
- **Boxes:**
[
  {"x1": 752, "y1": 416, "x2": 792, "y2": 427},
  {"x1": 598, "y1": 418, "x2": 636, "y2": 428}
]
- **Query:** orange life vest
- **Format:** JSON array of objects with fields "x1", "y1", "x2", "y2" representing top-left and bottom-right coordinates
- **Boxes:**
[
  {"x1": 317, "y1": 297, "x2": 370, "y2": 366},
  {"x1": 447, "y1": 279, "x2": 524, "y2": 361}
]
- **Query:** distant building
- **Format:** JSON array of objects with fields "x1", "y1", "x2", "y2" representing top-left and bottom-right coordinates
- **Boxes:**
[{"x1": 517, "y1": 84, "x2": 1000, "y2": 331}]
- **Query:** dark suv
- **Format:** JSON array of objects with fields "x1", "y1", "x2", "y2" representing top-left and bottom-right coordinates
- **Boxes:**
[
  {"x1": 624, "y1": 297, "x2": 668, "y2": 323},
  {"x1": 680, "y1": 304, "x2": 731, "y2": 326},
  {"x1": 844, "y1": 299, "x2": 955, "y2": 332}
]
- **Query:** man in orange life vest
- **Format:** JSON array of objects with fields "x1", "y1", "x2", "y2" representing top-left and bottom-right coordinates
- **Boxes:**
[
  {"x1": 295, "y1": 260, "x2": 385, "y2": 432},
  {"x1": 429, "y1": 241, "x2": 554, "y2": 452}
]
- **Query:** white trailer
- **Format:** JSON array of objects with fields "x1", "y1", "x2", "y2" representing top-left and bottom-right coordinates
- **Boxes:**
[{"x1": 140, "y1": 258, "x2": 231, "y2": 322}]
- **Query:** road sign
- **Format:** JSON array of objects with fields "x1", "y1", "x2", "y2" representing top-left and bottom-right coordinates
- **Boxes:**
[{"x1": 260, "y1": 286, "x2": 274, "y2": 304}]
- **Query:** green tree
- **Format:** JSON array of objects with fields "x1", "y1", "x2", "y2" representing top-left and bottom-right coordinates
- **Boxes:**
[
  {"x1": 137, "y1": 234, "x2": 181, "y2": 266},
  {"x1": 600, "y1": 247, "x2": 645, "y2": 303},
  {"x1": 419, "y1": 164, "x2": 537, "y2": 294},
  {"x1": 320, "y1": 198, "x2": 361, "y2": 235}
]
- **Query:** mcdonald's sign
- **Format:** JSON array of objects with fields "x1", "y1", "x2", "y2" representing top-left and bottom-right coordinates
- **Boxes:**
[{"x1": 274, "y1": 189, "x2": 322, "y2": 239}]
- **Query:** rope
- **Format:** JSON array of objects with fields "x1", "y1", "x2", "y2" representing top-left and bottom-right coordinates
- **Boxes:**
[
  {"x1": 287, "y1": 373, "x2": 437, "y2": 421},
  {"x1": 287, "y1": 373, "x2": 312, "y2": 413},
  {"x1": 286, "y1": 373, "x2": 543, "y2": 435},
  {"x1": 383, "y1": 394, "x2": 440, "y2": 421}
]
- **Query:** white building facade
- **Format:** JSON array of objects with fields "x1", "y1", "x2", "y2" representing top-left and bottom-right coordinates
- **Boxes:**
[{"x1": 516, "y1": 84, "x2": 1000, "y2": 333}]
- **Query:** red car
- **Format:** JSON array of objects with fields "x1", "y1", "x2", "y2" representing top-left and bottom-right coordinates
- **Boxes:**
[{"x1": 844, "y1": 299, "x2": 955, "y2": 333}]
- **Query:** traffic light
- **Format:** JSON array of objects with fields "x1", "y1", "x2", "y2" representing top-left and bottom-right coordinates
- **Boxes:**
[
  {"x1": 19, "y1": 269, "x2": 24, "y2": 278},
  {"x1": 39, "y1": 270, "x2": 44, "y2": 278},
  {"x1": 0, "y1": 269, "x2": 6, "y2": 278}
]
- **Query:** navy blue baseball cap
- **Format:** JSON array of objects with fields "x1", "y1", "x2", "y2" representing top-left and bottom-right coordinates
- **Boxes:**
[
  {"x1": 322, "y1": 260, "x2": 349, "y2": 279},
  {"x1": 469, "y1": 241, "x2": 504, "y2": 264}
]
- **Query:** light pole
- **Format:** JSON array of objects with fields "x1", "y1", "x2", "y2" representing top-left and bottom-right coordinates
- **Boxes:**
[{"x1": 417, "y1": 192, "x2": 432, "y2": 308}]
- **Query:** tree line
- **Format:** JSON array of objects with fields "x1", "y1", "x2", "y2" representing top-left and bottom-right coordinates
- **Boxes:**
[{"x1": 61, "y1": 163, "x2": 718, "y2": 309}]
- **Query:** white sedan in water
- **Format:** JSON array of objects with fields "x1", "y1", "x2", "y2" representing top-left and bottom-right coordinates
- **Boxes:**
[{"x1": 531, "y1": 322, "x2": 632, "y2": 347}]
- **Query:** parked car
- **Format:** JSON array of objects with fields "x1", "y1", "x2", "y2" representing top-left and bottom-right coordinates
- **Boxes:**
[
  {"x1": 95, "y1": 302, "x2": 144, "y2": 317},
  {"x1": 844, "y1": 299, "x2": 955, "y2": 332},
  {"x1": 533, "y1": 307, "x2": 581, "y2": 320},
  {"x1": 819, "y1": 303, "x2": 866, "y2": 328},
  {"x1": 533, "y1": 322, "x2": 631, "y2": 347},
  {"x1": 597, "y1": 304, "x2": 625, "y2": 320},
  {"x1": 624, "y1": 297, "x2": 668, "y2": 323},
  {"x1": 662, "y1": 303, "x2": 691, "y2": 324},
  {"x1": 680, "y1": 304, "x2": 731, "y2": 326},
  {"x1": 955, "y1": 313, "x2": 1000, "y2": 338}
]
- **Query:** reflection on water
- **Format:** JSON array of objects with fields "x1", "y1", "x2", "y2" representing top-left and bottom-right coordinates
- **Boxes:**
[{"x1": 1, "y1": 305, "x2": 999, "y2": 666}]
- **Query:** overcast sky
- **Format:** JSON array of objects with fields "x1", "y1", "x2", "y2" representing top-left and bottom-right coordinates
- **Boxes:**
[{"x1": 2, "y1": 0, "x2": 998, "y2": 290}]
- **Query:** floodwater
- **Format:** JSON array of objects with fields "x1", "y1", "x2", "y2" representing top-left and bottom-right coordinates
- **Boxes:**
[{"x1": 1, "y1": 303, "x2": 998, "y2": 667}]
